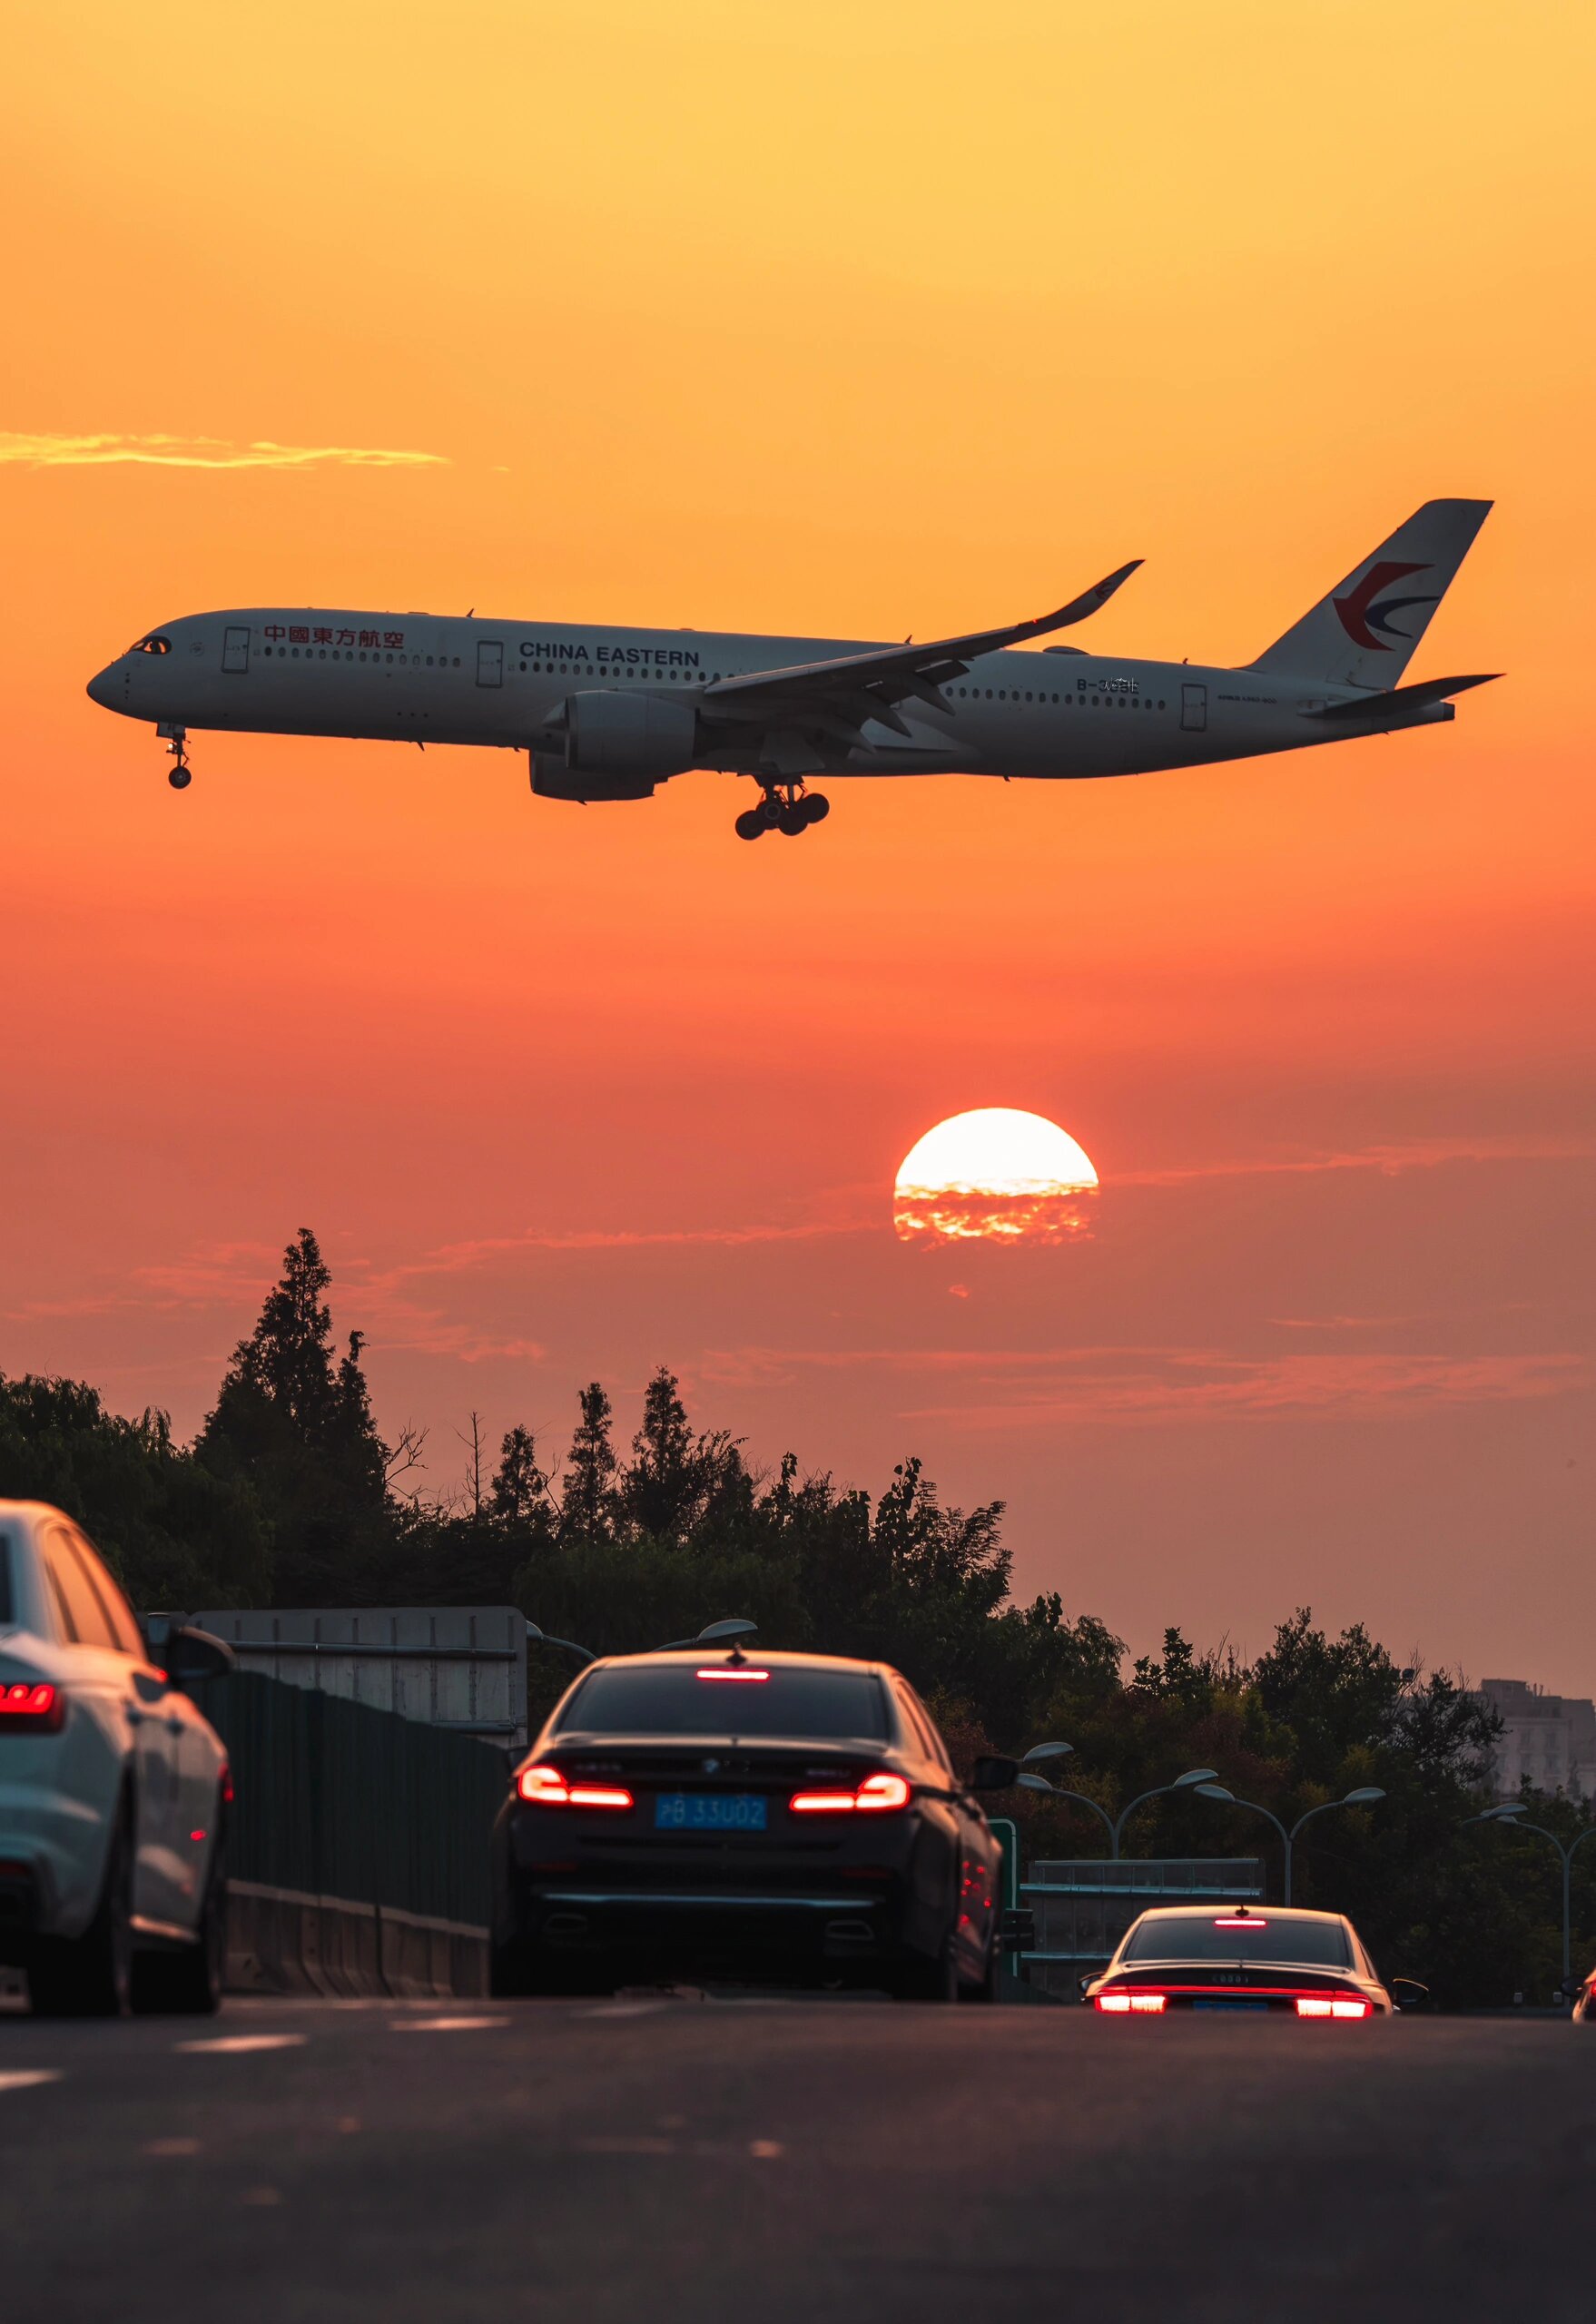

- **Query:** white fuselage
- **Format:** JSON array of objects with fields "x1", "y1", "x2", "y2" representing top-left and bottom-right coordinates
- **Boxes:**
[{"x1": 88, "y1": 606, "x2": 1453, "y2": 783}]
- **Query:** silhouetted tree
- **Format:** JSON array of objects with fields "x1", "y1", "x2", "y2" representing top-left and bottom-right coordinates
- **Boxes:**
[
  {"x1": 197, "y1": 1228, "x2": 391, "y2": 1600},
  {"x1": 0, "y1": 1372, "x2": 270, "y2": 1609},
  {"x1": 490, "y1": 1425, "x2": 548, "y2": 1525},
  {"x1": 559, "y1": 1384, "x2": 617, "y2": 1546}
]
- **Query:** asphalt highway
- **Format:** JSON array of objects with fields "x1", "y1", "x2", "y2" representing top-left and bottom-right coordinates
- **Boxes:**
[{"x1": 1, "y1": 1994, "x2": 1591, "y2": 2324}]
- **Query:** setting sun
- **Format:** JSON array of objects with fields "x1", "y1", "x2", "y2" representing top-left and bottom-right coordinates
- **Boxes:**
[{"x1": 892, "y1": 1108, "x2": 1098, "y2": 1246}]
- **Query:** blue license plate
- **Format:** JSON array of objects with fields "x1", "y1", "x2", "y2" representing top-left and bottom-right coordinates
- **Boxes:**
[
  {"x1": 655, "y1": 1792, "x2": 767, "y2": 1832},
  {"x1": 1192, "y1": 1998, "x2": 1269, "y2": 2013}
]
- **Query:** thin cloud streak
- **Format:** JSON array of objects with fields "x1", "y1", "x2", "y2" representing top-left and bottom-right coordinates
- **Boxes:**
[
  {"x1": 0, "y1": 432, "x2": 447, "y2": 471},
  {"x1": 1117, "y1": 1133, "x2": 1596, "y2": 1188},
  {"x1": 702, "y1": 1344, "x2": 1590, "y2": 1421}
]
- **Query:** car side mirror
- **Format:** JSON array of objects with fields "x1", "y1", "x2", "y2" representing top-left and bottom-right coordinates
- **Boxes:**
[
  {"x1": 1392, "y1": 1977, "x2": 1430, "y2": 2013},
  {"x1": 161, "y1": 1624, "x2": 236, "y2": 1686},
  {"x1": 970, "y1": 1754, "x2": 1020, "y2": 1791}
]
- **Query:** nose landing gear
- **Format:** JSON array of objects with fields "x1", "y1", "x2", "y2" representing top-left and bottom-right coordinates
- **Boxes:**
[
  {"x1": 734, "y1": 783, "x2": 830, "y2": 842},
  {"x1": 159, "y1": 724, "x2": 192, "y2": 790}
]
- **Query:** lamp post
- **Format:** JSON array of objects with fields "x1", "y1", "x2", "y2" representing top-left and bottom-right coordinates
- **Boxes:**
[
  {"x1": 1020, "y1": 1764, "x2": 1220, "y2": 1860},
  {"x1": 655, "y1": 1618, "x2": 761, "y2": 1651},
  {"x1": 525, "y1": 1621, "x2": 597, "y2": 1666},
  {"x1": 1111, "y1": 1769, "x2": 1221, "y2": 1860},
  {"x1": 1195, "y1": 1784, "x2": 1386, "y2": 1905},
  {"x1": 1017, "y1": 1769, "x2": 1118, "y2": 1854},
  {"x1": 1466, "y1": 1802, "x2": 1596, "y2": 1990}
]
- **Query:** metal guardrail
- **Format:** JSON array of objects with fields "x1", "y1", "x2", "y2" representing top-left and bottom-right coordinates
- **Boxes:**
[{"x1": 189, "y1": 1669, "x2": 508, "y2": 1926}]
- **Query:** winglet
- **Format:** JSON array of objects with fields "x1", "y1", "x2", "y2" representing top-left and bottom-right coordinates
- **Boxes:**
[{"x1": 1029, "y1": 559, "x2": 1142, "y2": 637}]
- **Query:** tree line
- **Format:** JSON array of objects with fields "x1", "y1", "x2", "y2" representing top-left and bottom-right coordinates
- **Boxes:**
[{"x1": 2, "y1": 1227, "x2": 1590, "y2": 2005}]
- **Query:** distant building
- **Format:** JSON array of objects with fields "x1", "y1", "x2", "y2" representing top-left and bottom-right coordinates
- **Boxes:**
[{"x1": 1479, "y1": 1679, "x2": 1596, "y2": 1801}]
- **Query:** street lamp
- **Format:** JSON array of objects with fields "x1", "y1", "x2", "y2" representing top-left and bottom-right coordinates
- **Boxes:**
[
  {"x1": 1017, "y1": 1768, "x2": 1117, "y2": 1854},
  {"x1": 525, "y1": 1620, "x2": 597, "y2": 1666},
  {"x1": 1109, "y1": 1769, "x2": 1220, "y2": 1860},
  {"x1": 1194, "y1": 1783, "x2": 1386, "y2": 1905},
  {"x1": 1466, "y1": 1801, "x2": 1596, "y2": 1990},
  {"x1": 655, "y1": 1618, "x2": 762, "y2": 1651},
  {"x1": 1015, "y1": 1752, "x2": 1228, "y2": 1861}
]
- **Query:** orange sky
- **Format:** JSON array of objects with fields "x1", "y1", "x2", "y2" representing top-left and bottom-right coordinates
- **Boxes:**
[{"x1": 5, "y1": 0, "x2": 1594, "y2": 1688}]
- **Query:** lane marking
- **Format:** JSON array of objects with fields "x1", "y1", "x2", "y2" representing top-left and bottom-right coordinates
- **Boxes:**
[
  {"x1": 144, "y1": 2137, "x2": 202, "y2": 2157},
  {"x1": 175, "y1": 2034, "x2": 307, "y2": 2054},
  {"x1": 749, "y1": 2140, "x2": 784, "y2": 2159},
  {"x1": 241, "y1": 2186, "x2": 282, "y2": 2207},
  {"x1": 579, "y1": 2001, "x2": 666, "y2": 2020},
  {"x1": 392, "y1": 2015, "x2": 510, "y2": 2034},
  {"x1": 0, "y1": 2071, "x2": 62, "y2": 2093}
]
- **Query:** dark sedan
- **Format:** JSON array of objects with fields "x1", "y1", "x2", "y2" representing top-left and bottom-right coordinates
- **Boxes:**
[
  {"x1": 1084, "y1": 1904, "x2": 1396, "y2": 2018},
  {"x1": 490, "y1": 1649, "x2": 1014, "y2": 1999}
]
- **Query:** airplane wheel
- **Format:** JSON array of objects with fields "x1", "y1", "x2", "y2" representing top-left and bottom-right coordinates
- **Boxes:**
[
  {"x1": 734, "y1": 809, "x2": 765, "y2": 842},
  {"x1": 803, "y1": 793, "x2": 830, "y2": 824},
  {"x1": 168, "y1": 766, "x2": 192, "y2": 791},
  {"x1": 777, "y1": 804, "x2": 808, "y2": 836}
]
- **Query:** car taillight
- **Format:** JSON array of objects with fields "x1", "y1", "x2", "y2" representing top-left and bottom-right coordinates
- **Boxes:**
[
  {"x1": 220, "y1": 1762, "x2": 234, "y2": 1806},
  {"x1": 789, "y1": 1770, "x2": 912, "y2": 1815},
  {"x1": 695, "y1": 1668, "x2": 771, "y2": 1682},
  {"x1": 516, "y1": 1763, "x2": 634, "y2": 1810},
  {"x1": 1296, "y1": 1996, "x2": 1372, "y2": 2020},
  {"x1": 0, "y1": 1682, "x2": 63, "y2": 1734},
  {"x1": 1097, "y1": 1992, "x2": 1167, "y2": 2014}
]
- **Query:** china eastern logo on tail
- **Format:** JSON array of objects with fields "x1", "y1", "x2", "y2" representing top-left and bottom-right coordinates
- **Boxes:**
[{"x1": 1333, "y1": 560, "x2": 1438, "y2": 651}]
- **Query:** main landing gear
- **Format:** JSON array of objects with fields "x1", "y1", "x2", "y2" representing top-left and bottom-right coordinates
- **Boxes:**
[
  {"x1": 734, "y1": 784, "x2": 831, "y2": 842},
  {"x1": 159, "y1": 724, "x2": 192, "y2": 789}
]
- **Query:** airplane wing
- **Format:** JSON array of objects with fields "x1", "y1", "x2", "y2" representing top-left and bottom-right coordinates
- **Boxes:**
[{"x1": 698, "y1": 561, "x2": 1142, "y2": 737}]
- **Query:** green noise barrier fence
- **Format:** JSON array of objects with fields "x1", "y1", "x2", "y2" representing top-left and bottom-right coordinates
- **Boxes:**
[{"x1": 187, "y1": 1669, "x2": 510, "y2": 1995}]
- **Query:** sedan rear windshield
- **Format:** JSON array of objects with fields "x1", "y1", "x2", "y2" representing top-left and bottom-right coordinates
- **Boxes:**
[
  {"x1": 555, "y1": 1665, "x2": 888, "y2": 1741},
  {"x1": 1124, "y1": 1915, "x2": 1351, "y2": 1967}
]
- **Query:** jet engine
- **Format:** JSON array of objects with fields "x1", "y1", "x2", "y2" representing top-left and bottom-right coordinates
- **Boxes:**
[
  {"x1": 529, "y1": 750, "x2": 657, "y2": 803},
  {"x1": 557, "y1": 690, "x2": 700, "y2": 777}
]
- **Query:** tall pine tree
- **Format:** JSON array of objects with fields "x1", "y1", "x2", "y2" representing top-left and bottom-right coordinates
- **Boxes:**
[
  {"x1": 198, "y1": 1229, "x2": 391, "y2": 1602},
  {"x1": 560, "y1": 1384, "x2": 616, "y2": 1546}
]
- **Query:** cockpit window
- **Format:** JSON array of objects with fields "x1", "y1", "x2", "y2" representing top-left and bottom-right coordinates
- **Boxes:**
[{"x1": 130, "y1": 634, "x2": 172, "y2": 655}]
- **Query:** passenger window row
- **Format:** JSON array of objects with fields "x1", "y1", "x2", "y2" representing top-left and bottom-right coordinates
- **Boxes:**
[
  {"x1": 261, "y1": 647, "x2": 463, "y2": 666},
  {"x1": 951, "y1": 686, "x2": 1167, "y2": 709}
]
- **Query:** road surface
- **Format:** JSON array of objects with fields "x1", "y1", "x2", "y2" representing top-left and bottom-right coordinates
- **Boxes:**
[{"x1": 1, "y1": 1994, "x2": 1591, "y2": 2322}]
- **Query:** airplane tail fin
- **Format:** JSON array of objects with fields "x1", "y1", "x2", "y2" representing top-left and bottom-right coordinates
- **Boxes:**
[{"x1": 1250, "y1": 498, "x2": 1492, "y2": 690}]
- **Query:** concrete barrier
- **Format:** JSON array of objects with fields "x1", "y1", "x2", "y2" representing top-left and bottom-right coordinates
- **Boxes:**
[{"x1": 226, "y1": 1880, "x2": 488, "y2": 2000}]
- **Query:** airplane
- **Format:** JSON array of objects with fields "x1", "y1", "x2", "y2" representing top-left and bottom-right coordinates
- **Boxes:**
[{"x1": 86, "y1": 499, "x2": 1496, "y2": 842}]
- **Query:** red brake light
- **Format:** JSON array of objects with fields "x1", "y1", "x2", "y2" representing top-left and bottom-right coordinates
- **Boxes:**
[
  {"x1": 0, "y1": 1682, "x2": 63, "y2": 1733},
  {"x1": 1097, "y1": 1992, "x2": 1167, "y2": 2014},
  {"x1": 1295, "y1": 1996, "x2": 1371, "y2": 2020},
  {"x1": 1213, "y1": 1915, "x2": 1265, "y2": 1928},
  {"x1": 790, "y1": 1771, "x2": 911, "y2": 1815},
  {"x1": 220, "y1": 1762, "x2": 234, "y2": 1806},
  {"x1": 517, "y1": 1763, "x2": 634, "y2": 1811},
  {"x1": 695, "y1": 1668, "x2": 770, "y2": 1682}
]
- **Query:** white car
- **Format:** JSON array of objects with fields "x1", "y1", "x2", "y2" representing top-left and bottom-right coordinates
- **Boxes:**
[{"x1": 0, "y1": 1499, "x2": 232, "y2": 2015}]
